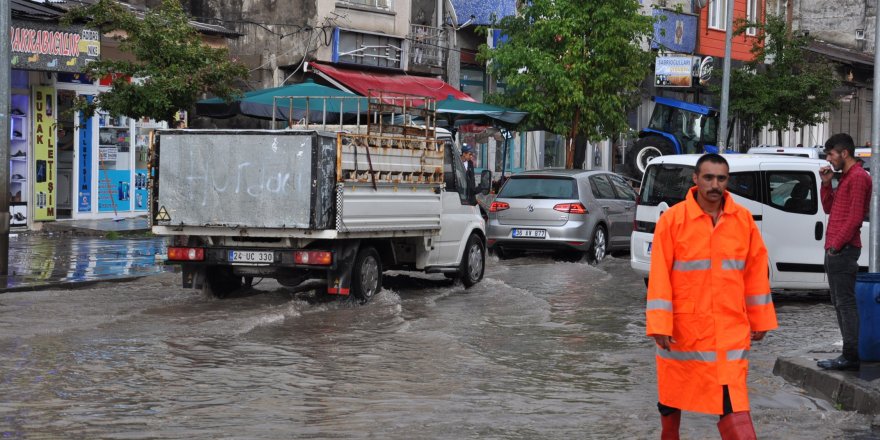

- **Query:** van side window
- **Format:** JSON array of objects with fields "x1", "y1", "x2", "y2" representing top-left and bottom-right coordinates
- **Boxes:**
[
  {"x1": 766, "y1": 172, "x2": 817, "y2": 215},
  {"x1": 590, "y1": 175, "x2": 615, "y2": 199},
  {"x1": 727, "y1": 172, "x2": 758, "y2": 201},
  {"x1": 639, "y1": 164, "x2": 694, "y2": 206}
]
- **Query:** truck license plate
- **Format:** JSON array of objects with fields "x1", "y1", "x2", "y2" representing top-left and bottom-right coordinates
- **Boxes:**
[
  {"x1": 512, "y1": 229, "x2": 547, "y2": 238},
  {"x1": 228, "y1": 250, "x2": 274, "y2": 264}
]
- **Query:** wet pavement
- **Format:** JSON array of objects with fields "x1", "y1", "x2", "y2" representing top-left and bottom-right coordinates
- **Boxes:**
[
  {"x1": 3, "y1": 217, "x2": 169, "y2": 291},
  {"x1": 0, "y1": 253, "x2": 876, "y2": 438}
]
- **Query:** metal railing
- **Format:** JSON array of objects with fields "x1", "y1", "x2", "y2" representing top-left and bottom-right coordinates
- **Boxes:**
[{"x1": 408, "y1": 24, "x2": 444, "y2": 68}]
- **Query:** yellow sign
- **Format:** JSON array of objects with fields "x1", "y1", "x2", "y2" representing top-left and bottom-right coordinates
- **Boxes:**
[
  {"x1": 32, "y1": 86, "x2": 56, "y2": 221},
  {"x1": 155, "y1": 206, "x2": 171, "y2": 221}
]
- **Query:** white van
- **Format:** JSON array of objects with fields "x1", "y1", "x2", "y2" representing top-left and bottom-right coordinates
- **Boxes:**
[{"x1": 630, "y1": 154, "x2": 868, "y2": 290}]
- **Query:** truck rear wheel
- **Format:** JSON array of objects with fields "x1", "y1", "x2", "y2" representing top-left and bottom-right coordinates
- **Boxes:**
[
  {"x1": 624, "y1": 136, "x2": 674, "y2": 178},
  {"x1": 203, "y1": 266, "x2": 243, "y2": 298},
  {"x1": 461, "y1": 234, "x2": 485, "y2": 288},
  {"x1": 352, "y1": 246, "x2": 382, "y2": 303}
]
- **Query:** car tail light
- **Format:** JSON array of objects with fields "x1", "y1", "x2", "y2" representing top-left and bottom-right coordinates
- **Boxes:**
[
  {"x1": 489, "y1": 201, "x2": 510, "y2": 212},
  {"x1": 167, "y1": 247, "x2": 205, "y2": 261},
  {"x1": 294, "y1": 250, "x2": 333, "y2": 266},
  {"x1": 553, "y1": 203, "x2": 587, "y2": 214}
]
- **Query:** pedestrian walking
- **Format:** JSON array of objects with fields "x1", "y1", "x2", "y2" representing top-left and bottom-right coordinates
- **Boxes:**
[
  {"x1": 816, "y1": 133, "x2": 872, "y2": 371},
  {"x1": 461, "y1": 144, "x2": 476, "y2": 203},
  {"x1": 646, "y1": 153, "x2": 778, "y2": 439}
]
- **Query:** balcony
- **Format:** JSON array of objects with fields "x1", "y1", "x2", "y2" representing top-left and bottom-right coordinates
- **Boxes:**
[
  {"x1": 337, "y1": 0, "x2": 393, "y2": 10},
  {"x1": 409, "y1": 24, "x2": 445, "y2": 71}
]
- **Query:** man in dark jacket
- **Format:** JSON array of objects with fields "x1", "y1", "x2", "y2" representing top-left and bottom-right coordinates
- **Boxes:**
[{"x1": 461, "y1": 144, "x2": 476, "y2": 203}]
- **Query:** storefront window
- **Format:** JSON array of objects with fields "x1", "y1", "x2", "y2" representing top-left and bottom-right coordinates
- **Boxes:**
[
  {"x1": 544, "y1": 133, "x2": 566, "y2": 168},
  {"x1": 97, "y1": 112, "x2": 132, "y2": 213}
]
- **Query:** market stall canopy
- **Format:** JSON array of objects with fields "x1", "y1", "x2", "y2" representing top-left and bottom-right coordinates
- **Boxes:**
[
  {"x1": 309, "y1": 62, "x2": 474, "y2": 104},
  {"x1": 435, "y1": 95, "x2": 527, "y2": 126},
  {"x1": 196, "y1": 79, "x2": 368, "y2": 122}
]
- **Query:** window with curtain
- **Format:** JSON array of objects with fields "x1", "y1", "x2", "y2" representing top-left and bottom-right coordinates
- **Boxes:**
[
  {"x1": 745, "y1": 0, "x2": 759, "y2": 36},
  {"x1": 709, "y1": 0, "x2": 727, "y2": 31}
]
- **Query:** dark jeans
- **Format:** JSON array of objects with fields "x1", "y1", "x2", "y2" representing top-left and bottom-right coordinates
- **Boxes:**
[{"x1": 825, "y1": 245, "x2": 861, "y2": 361}]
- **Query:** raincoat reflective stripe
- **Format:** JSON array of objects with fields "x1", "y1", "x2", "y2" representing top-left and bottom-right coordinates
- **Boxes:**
[
  {"x1": 656, "y1": 348, "x2": 716, "y2": 362},
  {"x1": 647, "y1": 299, "x2": 673, "y2": 311},
  {"x1": 646, "y1": 187, "x2": 777, "y2": 415},
  {"x1": 722, "y1": 259, "x2": 746, "y2": 270}
]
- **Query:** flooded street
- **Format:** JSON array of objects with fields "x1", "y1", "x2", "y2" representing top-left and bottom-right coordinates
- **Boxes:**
[
  {"x1": 0, "y1": 254, "x2": 875, "y2": 439},
  {"x1": 5, "y1": 234, "x2": 168, "y2": 288}
]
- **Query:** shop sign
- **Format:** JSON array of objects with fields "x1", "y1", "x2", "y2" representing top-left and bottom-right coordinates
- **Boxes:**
[
  {"x1": 698, "y1": 56, "x2": 714, "y2": 86},
  {"x1": 78, "y1": 96, "x2": 94, "y2": 213},
  {"x1": 655, "y1": 55, "x2": 693, "y2": 88},
  {"x1": 32, "y1": 86, "x2": 57, "y2": 221},
  {"x1": 10, "y1": 20, "x2": 100, "y2": 73}
]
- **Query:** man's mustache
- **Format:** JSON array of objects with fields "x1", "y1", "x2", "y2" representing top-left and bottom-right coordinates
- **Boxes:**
[{"x1": 708, "y1": 190, "x2": 723, "y2": 195}]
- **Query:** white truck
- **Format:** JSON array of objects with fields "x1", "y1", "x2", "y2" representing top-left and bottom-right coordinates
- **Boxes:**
[{"x1": 149, "y1": 95, "x2": 490, "y2": 302}]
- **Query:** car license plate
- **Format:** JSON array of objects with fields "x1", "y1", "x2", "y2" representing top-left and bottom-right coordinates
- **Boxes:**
[
  {"x1": 228, "y1": 250, "x2": 274, "y2": 264},
  {"x1": 646, "y1": 242, "x2": 652, "y2": 255},
  {"x1": 512, "y1": 229, "x2": 547, "y2": 238}
]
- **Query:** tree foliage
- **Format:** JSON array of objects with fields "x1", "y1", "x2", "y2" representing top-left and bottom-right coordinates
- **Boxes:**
[
  {"x1": 478, "y1": 0, "x2": 655, "y2": 168},
  {"x1": 728, "y1": 14, "x2": 839, "y2": 145},
  {"x1": 63, "y1": 0, "x2": 248, "y2": 123}
]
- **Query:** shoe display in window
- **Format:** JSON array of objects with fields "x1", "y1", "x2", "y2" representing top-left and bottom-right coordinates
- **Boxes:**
[
  {"x1": 11, "y1": 109, "x2": 25, "y2": 116},
  {"x1": 12, "y1": 212, "x2": 25, "y2": 222},
  {"x1": 11, "y1": 150, "x2": 26, "y2": 157},
  {"x1": 11, "y1": 174, "x2": 24, "y2": 180},
  {"x1": 12, "y1": 131, "x2": 23, "y2": 139}
]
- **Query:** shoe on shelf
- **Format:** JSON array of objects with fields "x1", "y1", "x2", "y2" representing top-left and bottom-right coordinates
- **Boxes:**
[
  {"x1": 11, "y1": 174, "x2": 24, "y2": 180},
  {"x1": 11, "y1": 150, "x2": 26, "y2": 157},
  {"x1": 817, "y1": 355, "x2": 860, "y2": 371},
  {"x1": 12, "y1": 131, "x2": 23, "y2": 138},
  {"x1": 13, "y1": 212, "x2": 25, "y2": 222},
  {"x1": 11, "y1": 109, "x2": 25, "y2": 116}
]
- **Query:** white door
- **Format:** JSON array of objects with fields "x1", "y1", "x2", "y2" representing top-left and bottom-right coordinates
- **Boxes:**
[
  {"x1": 759, "y1": 164, "x2": 826, "y2": 287},
  {"x1": 430, "y1": 146, "x2": 480, "y2": 267}
]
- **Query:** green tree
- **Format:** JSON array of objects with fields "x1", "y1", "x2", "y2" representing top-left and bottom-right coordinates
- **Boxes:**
[
  {"x1": 63, "y1": 0, "x2": 248, "y2": 123},
  {"x1": 478, "y1": 0, "x2": 655, "y2": 168},
  {"x1": 728, "y1": 14, "x2": 839, "y2": 146}
]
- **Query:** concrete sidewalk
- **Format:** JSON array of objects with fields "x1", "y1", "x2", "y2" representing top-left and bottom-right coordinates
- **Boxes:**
[{"x1": 775, "y1": 347, "x2": 880, "y2": 416}]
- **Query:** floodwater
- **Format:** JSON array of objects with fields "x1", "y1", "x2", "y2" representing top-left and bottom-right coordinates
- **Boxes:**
[
  {"x1": 4, "y1": 234, "x2": 169, "y2": 288},
  {"x1": 0, "y1": 254, "x2": 875, "y2": 439}
]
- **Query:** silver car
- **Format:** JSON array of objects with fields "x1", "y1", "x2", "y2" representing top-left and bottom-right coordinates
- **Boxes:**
[{"x1": 486, "y1": 169, "x2": 637, "y2": 262}]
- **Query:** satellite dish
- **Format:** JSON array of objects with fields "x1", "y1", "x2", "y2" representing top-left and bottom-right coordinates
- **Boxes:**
[{"x1": 694, "y1": 0, "x2": 708, "y2": 9}]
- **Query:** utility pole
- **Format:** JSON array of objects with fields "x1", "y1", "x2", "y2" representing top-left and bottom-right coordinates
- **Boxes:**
[
  {"x1": 870, "y1": 0, "x2": 880, "y2": 272},
  {"x1": 717, "y1": 0, "x2": 735, "y2": 153},
  {"x1": 0, "y1": 0, "x2": 11, "y2": 276}
]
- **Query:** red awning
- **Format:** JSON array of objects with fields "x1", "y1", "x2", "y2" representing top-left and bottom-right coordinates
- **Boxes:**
[{"x1": 309, "y1": 62, "x2": 476, "y2": 103}]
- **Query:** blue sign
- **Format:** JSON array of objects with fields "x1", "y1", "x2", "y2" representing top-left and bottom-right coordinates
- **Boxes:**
[
  {"x1": 449, "y1": 0, "x2": 517, "y2": 25},
  {"x1": 98, "y1": 169, "x2": 131, "y2": 213},
  {"x1": 652, "y1": 9, "x2": 698, "y2": 54},
  {"x1": 78, "y1": 96, "x2": 93, "y2": 213}
]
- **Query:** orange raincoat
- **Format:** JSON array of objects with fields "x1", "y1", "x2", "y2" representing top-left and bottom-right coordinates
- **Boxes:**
[{"x1": 646, "y1": 187, "x2": 777, "y2": 414}]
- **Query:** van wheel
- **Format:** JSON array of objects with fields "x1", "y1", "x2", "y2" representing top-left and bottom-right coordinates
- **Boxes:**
[
  {"x1": 588, "y1": 226, "x2": 607, "y2": 265},
  {"x1": 461, "y1": 234, "x2": 485, "y2": 288},
  {"x1": 352, "y1": 246, "x2": 382, "y2": 303},
  {"x1": 203, "y1": 266, "x2": 243, "y2": 298},
  {"x1": 625, "y1": 137, "x2": 674, "y2": 178}
]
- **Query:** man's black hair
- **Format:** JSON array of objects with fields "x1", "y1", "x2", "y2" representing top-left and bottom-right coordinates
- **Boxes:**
[
  {"x1": 824, "y1": 133, "x2": 856, "y2": 157},
  {"x1": 695, "y1": 153, "x2": 729, "y2": 175}
]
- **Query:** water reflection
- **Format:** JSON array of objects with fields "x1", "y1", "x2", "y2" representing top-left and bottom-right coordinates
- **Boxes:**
[{"x1": 4, "y1": 234, "x2": 169, "y2": 289}]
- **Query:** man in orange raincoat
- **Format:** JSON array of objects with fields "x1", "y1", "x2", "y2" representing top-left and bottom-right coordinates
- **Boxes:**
[{"x1": 646, "y1": 154, "x2": 778, "y2": 439}]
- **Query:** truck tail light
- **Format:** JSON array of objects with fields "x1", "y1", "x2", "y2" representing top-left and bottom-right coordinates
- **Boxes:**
[
  {"x1": 167, "y1": 247, "x2": 205, "y2": 261},
  {"x1": 489, "y1": 201, "x2": 510, "y2": 212},
  {"x1": 553, "y1": 203, "x2": 587, "y2": 214},
  {"x1": 294, "y1": 250, "x2": 333, "y2": 266}
]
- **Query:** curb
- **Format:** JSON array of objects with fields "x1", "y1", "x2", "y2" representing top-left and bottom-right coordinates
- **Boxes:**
[
  {"x1": 0, "y1": 276, "x2": 148, "y2": 294},
  {"x1": 774, "y1": 355, "x2": 880, "y2": 414}
]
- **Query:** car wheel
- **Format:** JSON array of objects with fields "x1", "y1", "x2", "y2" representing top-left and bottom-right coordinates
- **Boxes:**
[
  {"x1": 460, "y1": 234, "x2": 485, "y2": 288},
  {"x1": 203, "y1": 266, "x2": 243, "y2": 298},
  {"x1": 352, "y1": 246, "x2": 382, "y2": 304},
  {"x1": 624, "y1": 136, "x2": 674, "y2": 178},
  {"x1": 588, "y1": 225, "x2": 607, "y2": 265}
]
